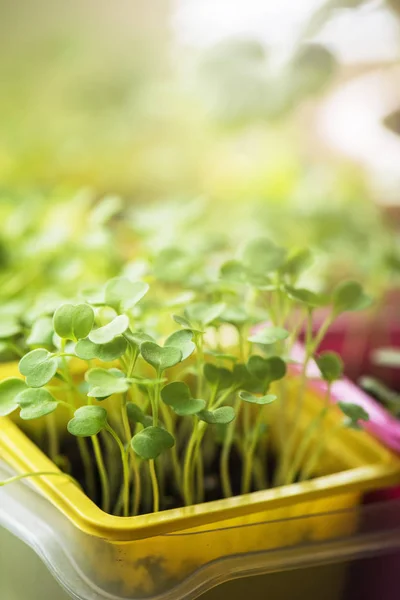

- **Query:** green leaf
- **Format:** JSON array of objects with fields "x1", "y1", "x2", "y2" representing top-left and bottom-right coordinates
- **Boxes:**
[
  {"x1": 81, "y1": 287, "x2": 105, "y2": 306},
  {"x1": 248, "y1": 326, "x2": 289, "y2": 345},
  {"x1": 245, "y1": 272, "x2": 276, "y2": 290},
  {"x1": 153, "y1": 247, "x2": 195, "y2": 284},
  {"x1": 53, "y1": 304, "x2": 95, "y2": 341},
  {"x1": 315, "y1": 351, "x2": 343, "y2": 383},
  {"x1": 161, "y1": 382, "x2": 206, "y2": 416},
  {"x1": 219, "y1": 260, "x2": 247, "y2": 283},
  {"x1": 242, "y1": 238, "x2": 286, "y2": 275},
  {"x1": 131, "y1": 426, "x2": 175, "y2": 459},
  {"x1": 172, "y1": 314, "x2": 193, "y2": 329},
  {"x1": 19, "y1": 349, "x2": 58, "y2": 388},
  {"x1": 140, "y1": 341, "x2": 182, "y2": 372},
  {"x1": 27, "y1": 316, "x2": 54, "y2": 347},
  {"x1": 247, "y1": 355, "x2": 287, "y2": 383},
  {"x1": 165, "y1": 291, "x2": 196, "y2": 308},
  {"x1": 164, "y1": 330, "x2": 196, "y2": 361},
  {"x1": 124, "y1": 331, "x2": 154, "y2": 349},
  {"x1": 89, "y1": 315, "x2": 129, "y2": 344},
  {"x1": 203, "y1": 364, "x2": 233, "y2": 389},
  {"x1": 285, "y1": 286, "x2": 326, "y2": 308},
  {"x1": 220, "y1": 306, "x2": 248, "y2": 325},
  {"x1": 75, "y1": 336, "x2": 128, "y2": 362},
  {"x1": 16, "y1": 388, "x2": 58, "y2": 420},
  {"x1": 372, "y1": 347, "x2": 400, "y2": 369},
  {"x1": 232, "y1": 363, "x2": 252, "y2": 387},
  {"x1": 105, "y1": 277, "x2": 149, "y2": 313},
  {"x1": 338, "y1": 401, "x2": 369, "y2": 429},
  {"x1": 333, "y1": 281, "x2": 372, "y2": 315},
  {"x1": 185, "y1": 302, "x2": 226, "y2": 327},
  {"x1": 67, "y1": 406, "x2": 108, "y2": 437},
  {"x1": 198, "y1": 406, "x2": 236, "y2": 425},
  {"x1": 0, "y1": 317, "x2": 21, "y2": 339},
  {"x1": 0, "y1": 378, "x2": 27, "y2": 416},
  {"x1": 239, "y1": 391, "x2": 277, "y2": 405},
  {"x1": 280, "y1": 248, "x2": 313, "y2": 279},
  {"x1": 126, "y1": 403, "x2": 153, "y2": 428},
  {"x1": 85, "y1": 368, "x2": 129, "y2": 399}
]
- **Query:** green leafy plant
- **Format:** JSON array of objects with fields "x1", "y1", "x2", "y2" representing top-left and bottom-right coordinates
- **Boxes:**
[{"x1": 0, "y1": 238, "x2": 371, "y2": 516}]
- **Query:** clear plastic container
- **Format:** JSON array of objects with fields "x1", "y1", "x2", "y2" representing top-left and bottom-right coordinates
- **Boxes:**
[
  {"x1": 1, "y1": 367, "x2": 400, "y2": 599},
  {"x1": 2, "y1": 467, "x2": 400, "y2": 600},
  {"x1": 1, "y1": 377, "x2": 400, "y2": 599}
]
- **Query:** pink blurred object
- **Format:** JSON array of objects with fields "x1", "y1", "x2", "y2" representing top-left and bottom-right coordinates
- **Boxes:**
[{"x1": 291, "y1": 343, "x2": 400, "y2": 453}]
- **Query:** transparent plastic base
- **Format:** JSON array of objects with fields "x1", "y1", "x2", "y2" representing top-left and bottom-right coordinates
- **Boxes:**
[{"x1": 1, "y1": 463, "x2": 400, "y2": 600}]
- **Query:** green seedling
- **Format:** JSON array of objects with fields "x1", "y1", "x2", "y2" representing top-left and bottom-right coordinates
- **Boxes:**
[{"x1": 0, "y1": 240, "x2": 372, "y2": 520}]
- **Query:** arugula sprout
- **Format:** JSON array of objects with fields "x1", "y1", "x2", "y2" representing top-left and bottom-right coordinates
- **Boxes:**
[{"x1": 0, "y1": 237, "x2": 373, "y2": 518}]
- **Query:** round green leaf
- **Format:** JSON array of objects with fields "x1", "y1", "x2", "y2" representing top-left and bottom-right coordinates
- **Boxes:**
[
  {"x1": 67, "y1": 406, "x2": 108, "y2": 437},
  {"x1": 280, "y1": 248, "x2": 313, "y2": 279},
  {"x1": 53, "y1": 304, "x2": 74, "y2": 339},
  {"x1": 16, "y1": 388, "x2": 58, "y2": 420},
  {"x1": 220, "y1": 306, "x2": 248, "y2": 325},
  {"x1": 204, "y1": 364, "x2": 233, "y2": 389},
  {"x1": 164, "y1": 330, "x2": 196, "y2": 361},
  {"x1": 124, "y1": 331, "x2": 154, "y2": 349},
  {"x1": 245, "y1": 272, "x2": 276, "y2": 290},
  {"x1": 27, "y1": 316, "x2": 54, "y2": 348},
  {"x1": 0, "y1": 378, "x2": 27, "y2": 416},
  {"x1": 172, "y1": 314, "x2": 194, "y2": 329},
  {"x1": 333, "y1": 281, "x2": 372, "y2": 315},
  {"x1": 19, "y1": 349, "x2": 58, "y2": 388},
  {"x1": 247, "y1": 355, "x2": 286, "y2": 383},
  {"x1": 81, "y1": 287, "x2": 105, "y2": 306},
  {"x1": 242, "y1": 238, "x2": 286, "y2": 275},
  {"x1": 285, "y1": 286, "x2": 326, "y2": 308},
  {"x1": 154, "y1": 247, "x2": 195, "y2": 284},
  {"x1": 248, "y1": 326, "x2": 289, "y2": 345},
  {"x1": 239, "y1": 391, "x2": 277, "y2": 405},
  {"x1": 266, "y1": 356, "x2": 287, "y2": 382},
  {"x1": 161, "y1": 382, "x2": 206, "y2": 416},
  {"x1": 185, "y1": 302, "x2": 226, "y2": 327},
  {"x1": 315, "y1": 351, "x2": 343, "y2": 383},
  {"x1": 198, "y1": 406, "x2": 236, "y2": 424},
  {"x1": 75, "y1": 336, "x2": 128, "y2": 361},
  {"x1": 232, "y1": 363, "x2": 251, "y2": 387},
  {"x1": 140, "y1": 341, "x2": 182, "y2": 372},
  {"x1": 89, "y1": 315, "x2": 130, "y2": 344},
  {"x1": 85, "y1": 368, "x2": 129, "y2": 399},
  {"x1": 338, "y1": 401, "x2": 369, "y2": 429},
  {"x1": 131, "y1": 426, "x2": 175, "y2": 459},
  {"x1": 53, "y1": 303, "x2": 94, "y2": 341},
  {"x1": 220, "y1": 260, "x2": 247, "y2": 283},
  {"x1": 126, "y1": 402, "x2": 152, "y2": 428},
  {"x1": 105, "y1": 277, "x2": 149, "y2": 312},
  {"x1": 0, "y1": 318, "x2": 21, "y2": 339}
]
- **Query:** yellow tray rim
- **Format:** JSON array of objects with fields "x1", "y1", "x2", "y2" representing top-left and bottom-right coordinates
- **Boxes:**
[{"x1": 1, "y1": 413, "x2": 400, "y2": 542}]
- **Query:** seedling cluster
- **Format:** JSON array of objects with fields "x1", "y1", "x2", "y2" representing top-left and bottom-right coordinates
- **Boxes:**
[{"x1": 0, "y1": 238, "x2": 370, "y2": 515}]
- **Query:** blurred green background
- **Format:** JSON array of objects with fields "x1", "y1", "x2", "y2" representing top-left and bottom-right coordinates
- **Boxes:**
[
  {"x1": 0, "y1": 0, "x2": 399, "y2": 314},
  {"x1": 0, "y1": 0, "x2": 399, "y2": 335}
]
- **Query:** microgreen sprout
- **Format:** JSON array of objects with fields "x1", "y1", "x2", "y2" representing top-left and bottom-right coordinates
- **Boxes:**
[{"x1": 0, "y1": 241, "x2": 372, "y2": 516}]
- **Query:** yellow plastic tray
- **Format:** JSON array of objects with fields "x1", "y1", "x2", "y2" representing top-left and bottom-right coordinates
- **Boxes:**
[{"x1": 0, "y1": 363, "x2": 399, "y2": 597}]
